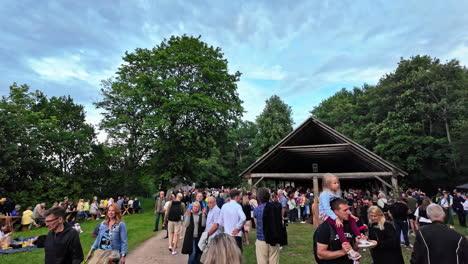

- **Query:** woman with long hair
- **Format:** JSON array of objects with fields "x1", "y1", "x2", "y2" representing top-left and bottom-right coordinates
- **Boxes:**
[
  {"x1": 415, "y1": 198, "x2": 432, "y2": 227},
  {"x1": 367, "y1": 206, "x2": 404, "y2": 264},
  {"x1": 241, "y1": 195, "x2": 252, "y2": 245},
  {"x1": 85, "y1": 203, "x2": 128, "y2": 264}
]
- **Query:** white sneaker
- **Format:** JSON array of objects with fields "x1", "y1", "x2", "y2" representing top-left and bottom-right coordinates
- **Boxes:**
[
  {"x1": 168, "y1": 246, "x2": 173, "y2": 252},
  {"x1": 347, "y1": 249, "x2": 361, "y2": 260},
  {"x1": 300, "y1": 221, "x2": 306, "y2": 224},
  {"x1": 172, "y1": 251, "x2": 178, "y2": 255}
]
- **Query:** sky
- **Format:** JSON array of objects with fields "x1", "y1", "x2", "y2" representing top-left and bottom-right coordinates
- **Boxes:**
[{"x1": 1, "y1": 0, "x2": 468, "y2": 140}]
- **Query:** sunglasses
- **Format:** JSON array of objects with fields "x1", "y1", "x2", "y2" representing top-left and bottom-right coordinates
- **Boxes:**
[{"x1": 45, "y1": 217, "x2": 60, "y2": 223}]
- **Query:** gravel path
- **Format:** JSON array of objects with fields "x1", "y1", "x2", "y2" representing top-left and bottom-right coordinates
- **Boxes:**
[{"x1": 126, "y1": 230, "x2": 187, "y2": 264}]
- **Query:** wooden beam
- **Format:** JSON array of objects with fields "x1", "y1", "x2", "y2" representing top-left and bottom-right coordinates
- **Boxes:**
[
  {"x1": 374, "y1": 175, "x2": 392, "y2": 189},
  {"x1": 250, "y1": 172, "x2": 393, "y2": 179},
  {"x1": 253, "y1": 177, "x2": 265, "y2": 187},
  {"x1": 279, "y1": 143, "x2": 350, "y2": 149}
]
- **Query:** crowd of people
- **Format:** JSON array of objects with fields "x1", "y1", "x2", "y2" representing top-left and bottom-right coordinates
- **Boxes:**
[
  {"x1": 154, "y1": 174, "x2": 467, "y2": 264},
  {"x1": 1, "y1": 174, "x2": 468, "y2": 264},
  {"x1": 0, "y1": 195, "x2": 138, "y2": 264}
]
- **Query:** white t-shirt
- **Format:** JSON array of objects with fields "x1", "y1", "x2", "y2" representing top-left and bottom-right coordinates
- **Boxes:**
[
  {"x1": 414, "y1": 207, "x2": 431, "y2": 223},
  {"x1": 463, "y1": 200, "x2": 468, "y2": 211}
]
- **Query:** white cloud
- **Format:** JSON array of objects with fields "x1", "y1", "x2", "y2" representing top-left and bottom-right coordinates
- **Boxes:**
[
  {"x1": 27, "y1": 54, "x2": 115, "y2": 87},
  {"x1": 322, "y1": 67, "x2": 391, "y2": 84},
  {"x1": 444, "y1": 44, "x2": 468, "y2": 66},
  {"x1": 243, "y1": 65, "x2": 287, "y2": 81}
]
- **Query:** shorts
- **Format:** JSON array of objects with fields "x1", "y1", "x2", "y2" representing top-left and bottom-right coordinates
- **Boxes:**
[
  {"x1": 243, "y1": 220, "x2": 252, "y2": 232},
  {"x1": 168, "y1": 220, "x2": 181, "y2": 234},
  {"x1": 408, "y1": 212, "x2": 416, "y2": 220}
]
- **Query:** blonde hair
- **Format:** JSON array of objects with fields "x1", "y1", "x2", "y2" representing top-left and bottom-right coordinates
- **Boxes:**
[
  {"x1": 322, "y1": 173, "x2": 340, "y2": 195},
  {"x1": 202, "y1": 233, "x2": 243, "y2": 264},
  {"x1": 242, "y1": 195, "x2": 249, "y2": 206},
  {"x1": 104, "y1": 203, "x2": 122, "y2": 225},
  {"x1": 367, "y1": 206, "x2": 385, "y2": 230}
]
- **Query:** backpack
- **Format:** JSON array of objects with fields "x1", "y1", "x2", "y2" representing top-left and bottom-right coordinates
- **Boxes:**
[{"x1": 168, "y1": 201, "x2": 183, "y2": 221}]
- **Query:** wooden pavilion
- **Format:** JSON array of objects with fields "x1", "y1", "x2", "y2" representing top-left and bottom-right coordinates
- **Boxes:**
[{"x1": 240, "y1": 117, "x2": 407, "y2": 197}]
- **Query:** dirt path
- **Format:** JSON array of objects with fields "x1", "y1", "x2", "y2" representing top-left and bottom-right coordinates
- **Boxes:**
[{"x1": 126, "y1": 230, "x2": 187, "y2": 264}]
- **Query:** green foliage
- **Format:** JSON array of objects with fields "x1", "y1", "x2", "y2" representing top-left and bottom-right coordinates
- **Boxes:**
[
  {"x1": 96, "y1": 35, "x2": 243, "y2": 189},
  {"x1": 254, "y1": 95, "x2": 294, "y2": 155},
  {"x1": 312, "y1": 55, "x2": 468, "y2": 190},
  {"x1": 0, "y1": 84, "x2": 97, "y2": 206}
]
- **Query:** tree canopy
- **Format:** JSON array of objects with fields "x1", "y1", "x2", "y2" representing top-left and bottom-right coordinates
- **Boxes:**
[{"x1": 311, "y1": 55, "x2": 468, "y2": 189}]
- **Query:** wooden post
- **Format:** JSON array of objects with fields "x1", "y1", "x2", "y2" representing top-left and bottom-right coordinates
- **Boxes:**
[
  {"x1": 313, "y1": 176, "x2": 319, "y2": 198},
  {"x1": 248, "y1": 178, "x2": 252, "y2": 186},
  {"x1": 391, "y1": 170, "x2": 399, "y2": 198}
]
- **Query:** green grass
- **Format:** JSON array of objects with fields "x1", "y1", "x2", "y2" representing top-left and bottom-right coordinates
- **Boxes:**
[
  {"x1": 242, "y1": 219, "x2": 467, "y2": 264},
  {"x1": 1, "y1": 198, "x2": 157, "y2": 264},
  {"x1": 2, "y1": 202, "x2": 467, "y2": 264}
]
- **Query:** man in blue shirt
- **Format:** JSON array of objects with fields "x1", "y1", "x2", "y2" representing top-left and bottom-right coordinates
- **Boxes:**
[{"x1": 254, "y1": 188, "x2": 280, "y2": 264}]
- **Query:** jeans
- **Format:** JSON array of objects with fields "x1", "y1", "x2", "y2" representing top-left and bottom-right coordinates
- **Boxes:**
[
  {"x1": 394, "y1": 219, "x2": 409, "y2": 246},
  {"x1": 155, "y1": 212, "x2": 164, "y2": 230},
  {"x1": 188, "y1": 237, "x2": 201, "y2": 264},
  {"x1": 77, "y1": 211, "x2": 88, "y2": 220}
]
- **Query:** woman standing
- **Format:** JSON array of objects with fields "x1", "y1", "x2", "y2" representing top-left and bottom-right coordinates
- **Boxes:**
[
  {"x1": 414, "y1": 198, "x2": 432, "y2": 228},
  {"x1": 241, "y1": 196, "x2": 252, "y2": 245},
  {"x1": 86, "y1": 203, "x2": 128, "y2": 264},
  {"x1": 367, "y1": 206, "x2": 404, "y2": 264}
]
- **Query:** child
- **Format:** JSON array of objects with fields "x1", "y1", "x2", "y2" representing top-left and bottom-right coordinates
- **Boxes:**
[{"x1": 319, "y1": 173, "x2": 363, "y2": 261}]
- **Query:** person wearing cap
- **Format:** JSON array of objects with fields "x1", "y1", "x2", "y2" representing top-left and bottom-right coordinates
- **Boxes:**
[{"x1": 11, "y1": 205, "x2": 21, "y2": 216}]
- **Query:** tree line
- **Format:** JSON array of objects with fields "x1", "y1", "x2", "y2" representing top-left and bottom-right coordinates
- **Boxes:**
[{"x1": 1, "y1": 35, "x2": 466, "y2": 206}]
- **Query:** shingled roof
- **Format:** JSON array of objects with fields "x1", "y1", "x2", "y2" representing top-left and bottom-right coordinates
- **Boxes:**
[{"x1": 240, "y1": 117, "x2": 407, "y2": 181}]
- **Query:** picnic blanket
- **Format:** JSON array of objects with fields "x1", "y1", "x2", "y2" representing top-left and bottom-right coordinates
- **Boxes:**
[{"x1": 0, "y1": 245, "x2": 42, "y2": 255}]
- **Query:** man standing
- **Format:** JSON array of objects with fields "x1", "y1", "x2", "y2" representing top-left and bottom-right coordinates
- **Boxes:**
[
  {"x1": 405, "y1": 192, "x2": 418, "y2": 235},
  {"x1": 314, "y1": 199, "x2": 366, "y2": 264},
  {"x1": 254, "y1": 187, "x2": 286, "y2": 264},
  {"x1": 389, "y1": 197, "x2": 411, "y2": 248},
  {"x1": 164, "y1": 193, "x2": 186, "y2": 255},
  {"x1": 205, "y1": 197, "x2": 221, "y2": 238},
  {"x1": 154, "y1": 191, "x2": 166, "y2": 232},
  {"x1": 188, "y1": 192, "x2": 207, "y2": 210},
  {"x1": 411, "y1": 204, "x2": 468, "y2": 264},
  {"x1": 278, "y1": 190, "x2": 288, "y2": 226},
  {"x1": 218, "y1": 189, "x2": 246, "y2": 250},
  {"x1": 360, "y1": 198, "x2": 370, "y2": 226},
  {"x1": 452, "y1": 192, "x2": 466, "y2": 227},
  {"x1": 36, "y1": 206, "x2": 83, "y2": 264}
]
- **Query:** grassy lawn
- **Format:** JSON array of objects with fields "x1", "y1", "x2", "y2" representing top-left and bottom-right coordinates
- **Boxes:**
[
  {"x1": 2, "y1": 200, "x2": 466, "y2": 264},
  {"x1": 243, "y1": 220, "x2": 467, "y2": 264}
]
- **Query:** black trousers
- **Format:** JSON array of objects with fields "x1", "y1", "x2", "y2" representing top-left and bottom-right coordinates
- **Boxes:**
[
  {"x1": 456, "y1": 209, "x2": 466, "y2": 226},
  {"x1": 234, "y1": 236, "x2": 243, "y2": 251}
]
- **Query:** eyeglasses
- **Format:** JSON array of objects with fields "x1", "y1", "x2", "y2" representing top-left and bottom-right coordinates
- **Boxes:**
[{"x1": 45, "y1": 217, "x2": 60, "y2": 223}]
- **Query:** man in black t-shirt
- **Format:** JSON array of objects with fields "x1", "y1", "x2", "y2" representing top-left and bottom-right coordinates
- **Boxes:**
[
  {"x1": 389, "y1": 197, "x2": 410, "y2": 247},
  {"x1": 313, "y1": 199, "x2": 366, "y2": 264}
]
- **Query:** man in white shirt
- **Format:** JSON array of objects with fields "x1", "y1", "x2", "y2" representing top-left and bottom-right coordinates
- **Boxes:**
[
  {"x1": 206, "y1": 197, "x2": 221, "y2": 238},
  {"x1": 218, "y1": 189, "x2": 246, "y2": 250}
]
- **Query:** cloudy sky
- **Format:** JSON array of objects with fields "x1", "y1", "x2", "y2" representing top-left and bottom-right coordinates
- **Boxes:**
[{"x1": 1, "y1": 0, "x2": 467, "y2": 135}]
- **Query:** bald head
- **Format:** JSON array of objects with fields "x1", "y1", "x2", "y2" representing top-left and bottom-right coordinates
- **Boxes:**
[{"x1": 427, "y1": 204, "x2": 445, "y2": 221}]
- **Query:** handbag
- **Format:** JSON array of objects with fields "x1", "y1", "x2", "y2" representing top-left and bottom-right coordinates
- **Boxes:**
[{"x1": 88, "y1": 249, "x2": 120, "y2": 264}]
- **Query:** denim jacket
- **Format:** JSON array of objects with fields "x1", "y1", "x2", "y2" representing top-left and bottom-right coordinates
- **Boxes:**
[
  {"x1": 319, "y1": 190, "x2": 341, "y2": 220},
  {"x1": 91, "y1": 221, "x2": 128, "y2": 255}
]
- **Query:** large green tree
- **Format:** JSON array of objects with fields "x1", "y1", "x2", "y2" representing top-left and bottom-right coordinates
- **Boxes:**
[
  {"x1": 96, "y1": 35, "x2": 243, "y2": 189},
  {"x1": 0, "y1": 84, "x2": 96, "y2": 205},
  {"x1": 254, "y1": 95, "x2": 294, "y2": 155},
  {"x1": 312, "y1": 56, "x2": 468, "y2": 190}
]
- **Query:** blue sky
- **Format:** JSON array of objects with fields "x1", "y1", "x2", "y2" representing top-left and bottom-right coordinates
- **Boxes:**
[{"x1": 1, "y1": 0, "x2": 468, "y2": 140}]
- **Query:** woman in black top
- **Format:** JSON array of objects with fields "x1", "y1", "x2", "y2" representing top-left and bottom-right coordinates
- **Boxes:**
[
  {"x1": 241, "y1": 195, "x2": 252, "y2": 245},
  {"x1": 368, "y1": 206, "x2": 404, "y2": 264}
]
